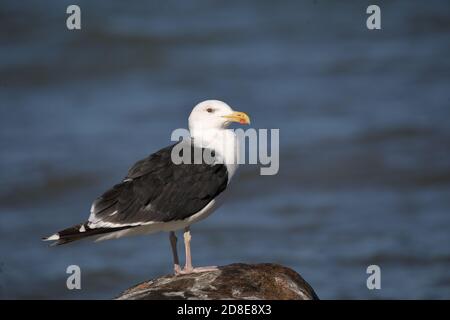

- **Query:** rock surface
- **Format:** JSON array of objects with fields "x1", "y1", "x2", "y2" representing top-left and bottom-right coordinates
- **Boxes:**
[{"x1": 116, "y1": 263, "x2": 319, "y2": 300}]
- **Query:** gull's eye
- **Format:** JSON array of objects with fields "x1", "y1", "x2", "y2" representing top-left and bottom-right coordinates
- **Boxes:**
[{"x1": 206, "y1": 108, "x2": 213, "y2": 113}]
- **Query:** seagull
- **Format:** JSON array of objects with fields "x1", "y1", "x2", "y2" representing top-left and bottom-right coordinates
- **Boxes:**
[{"x1": 43, "y1": 100, "x2": 250, "y2": 275}]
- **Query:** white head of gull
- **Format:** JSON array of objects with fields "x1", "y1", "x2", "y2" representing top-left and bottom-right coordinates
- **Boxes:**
[{"x1": 188, "y1": 100, "x2": 250, "y2": 180}]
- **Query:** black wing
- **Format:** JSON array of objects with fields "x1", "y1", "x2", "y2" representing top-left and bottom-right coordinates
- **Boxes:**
[{"x1": 89, "y1": 142, "x2": 228, "y2": 226}]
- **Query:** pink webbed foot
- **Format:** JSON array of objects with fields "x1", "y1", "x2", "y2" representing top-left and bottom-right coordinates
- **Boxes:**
[{"x1": 175, "y1": 266, "x2": 219, "y2": 275}]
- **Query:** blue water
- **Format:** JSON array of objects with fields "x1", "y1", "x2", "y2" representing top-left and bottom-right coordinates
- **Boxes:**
[{"x1": 1, "y1": 0, "x2": 450, "y2": 299}]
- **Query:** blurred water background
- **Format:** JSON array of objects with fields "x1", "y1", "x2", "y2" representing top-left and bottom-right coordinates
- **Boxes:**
[{"x1": 1, "y1": 0, "x2": 449, "y2": 299}]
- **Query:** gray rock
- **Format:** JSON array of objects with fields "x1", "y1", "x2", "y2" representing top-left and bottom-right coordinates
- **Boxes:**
[{"x1": 116, "y1": 263, "x2": 319, "y2": 300}]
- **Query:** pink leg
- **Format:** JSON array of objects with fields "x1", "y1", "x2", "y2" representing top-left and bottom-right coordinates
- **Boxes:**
[
  {"x1": 177, "y1": 227, "x2": 218, "y2": 275},
  {"x1": 183, "y1": 227, "x2": 193, "y2": 272}
]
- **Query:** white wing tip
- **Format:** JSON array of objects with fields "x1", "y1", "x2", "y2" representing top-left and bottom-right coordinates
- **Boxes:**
[{"x1": 43, "y1": 233, "x2": 60, "y2": 241}]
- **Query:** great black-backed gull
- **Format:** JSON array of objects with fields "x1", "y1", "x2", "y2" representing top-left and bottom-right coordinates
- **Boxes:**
[{"x1": 43, "y1": 100, "x2": 250, "y2": 274}]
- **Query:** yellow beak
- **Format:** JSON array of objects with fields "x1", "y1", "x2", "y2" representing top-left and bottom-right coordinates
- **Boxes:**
[{"x1": 222, "y1": 111, "x2": 251, "y2": 125}]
